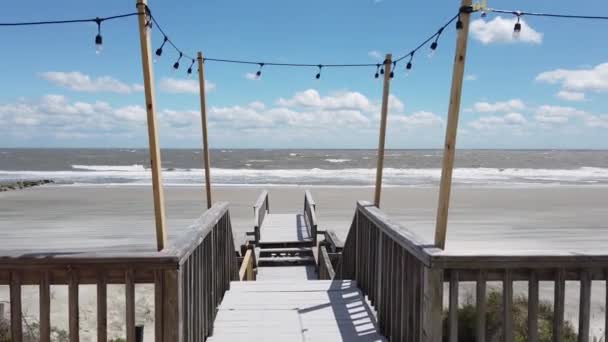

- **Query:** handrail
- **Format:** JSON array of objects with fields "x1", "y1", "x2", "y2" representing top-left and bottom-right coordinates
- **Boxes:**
[
  {"x1": 238, "y1": 249, "x2": 255, "y2": 281},
  {"x1": 337, "y1": 200, "x2": 608, "y2": 342},
  {"x1": 318, "y1": 244, "x2": 335, "y2": 280},
  {"x1": 253, "y1": 190, "x2": 269, "y2": 242},
  {"x1": 303, "y1": 190, "x2": 318, "y2": 244},
  {"x1": 0, "y1": 202, "x2": 239, "y2": 342}
]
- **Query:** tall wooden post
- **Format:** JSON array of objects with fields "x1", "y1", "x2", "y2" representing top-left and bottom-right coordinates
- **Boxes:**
[
  {"x1": 434, "y1": 0, "x2": 472, "y2": 250},
  {"x1": 137, "y1": 0, "x2": 167, "y2": 251},
  {"x1": 374, "y1": 54, "x2": 392, "y2": 208},
  {"x1": 197, "y1": 52, "x2": 213, "y2": 209}
]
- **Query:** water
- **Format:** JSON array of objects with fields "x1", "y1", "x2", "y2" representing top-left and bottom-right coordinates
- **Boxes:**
[{"x1": 2, "y1": 148, "x2": 608, "y2": 186}]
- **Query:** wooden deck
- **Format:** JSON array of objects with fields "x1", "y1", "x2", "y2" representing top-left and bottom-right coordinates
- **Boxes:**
[
  {"x1": 208, "y1": 280, "x2": 386, "y2": 342},
  {"x1": 259, "y1": 213, "x2": 312, "y2": 244}
]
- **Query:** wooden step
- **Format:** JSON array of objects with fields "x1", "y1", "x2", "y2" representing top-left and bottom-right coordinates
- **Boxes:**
[
  {"x1": 259, "y1": 247, "x2": 313, "y2": 258},
  {"x1": 258, "y1": 255, "x2": 316, "y2": 266},
  {"x1": 258, "y1": 241, "x2": 313, "y2": 249}
]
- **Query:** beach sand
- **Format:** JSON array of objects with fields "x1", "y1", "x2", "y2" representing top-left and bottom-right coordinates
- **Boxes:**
[{"x1": 1, "y1": 185, "x2": 608, "y2": 339}]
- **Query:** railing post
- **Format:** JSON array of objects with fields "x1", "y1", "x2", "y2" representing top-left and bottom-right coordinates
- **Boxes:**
[
  {"x1": 161, "y1": 269, "x2": 181, "y2": 342},
  {"x1": 434, "y1": 0, "x2": 472, "y2": 250},
  {"x1": 136, "y1": 0, "x2": 167, "y2": 251},
  {"x1": 197, "y1": 51, "x2": 213, "y2": 209},
  {"x1": 422, "y1": 267, "x2": 444, "y2": 342},
  {"x1": 374, "y1": 53, "x2": 392, "y2": 208}
]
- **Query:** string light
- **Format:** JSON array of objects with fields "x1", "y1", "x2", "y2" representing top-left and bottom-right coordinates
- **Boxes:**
[
  {"x1": 513, "y1": 12, "x2": 522, "y2": 39},
  {"x1": 155, "y1": 36, "x2": 168, "y2": 61},
  {"x1": 94, "y1": 17, "x2": 103, "y2": 55},
  {"x1": 187, "y1": 59, "x2": 195, "y2": 76},
  {"x1": 389, "y1": 61, "x2": 396, "y2": 78},
  {"x1": 405, "y1": 52, "x2": 414, "y2": 75},
  {"x1": 3, "y1": 4, "x2": 607, "y2": 81},
  {"x1": 429, "y1": 27, "x2": 443, "y2": 58},
  {"x1": 456, "y1": 14, "x2": 463, "y2": 30},
  {"x1": 173, "y1": 52, "x2": 182, "y2": 70}
]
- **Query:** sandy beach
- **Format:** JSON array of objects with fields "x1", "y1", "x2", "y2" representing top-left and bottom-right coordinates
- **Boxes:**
[{"x1": 1, "y1": 184, "x2": 608, "y2": 339}]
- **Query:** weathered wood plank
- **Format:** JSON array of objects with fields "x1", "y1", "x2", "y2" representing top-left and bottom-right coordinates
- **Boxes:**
[
  {"x1": 212, "y1": 280, "x2": 386, "y2": 342},
  {"x1": 126, "y1": 269, "x2": 135, "y2": 342},
  {"x1": 10, "y1": 271, "x2": 23, "y2": 342},
  {"x1": 476, "y1": 270, "x2": 486, "y2": 342},
  {"x1": 503, "y1": 270, "x2": 513, "y2": 342},
  {"x1": 154, "y1": 270, "x2": 163, "y2": 342},
  {"x1": 528, "y1": 271, "x2": 539, "y2": 342},
  {"x1": 578, "y1": 270, "x2": 591, "y2": 342},
  {"x1": 69, "y1": 271, "x2": 79, "y2": 342},
  {"x1": 40, "y1": 271, "x2": 51, "y2": 342},
  {"x1": 449, "y1": 270, "x2": 459, "y2": 342},
  {"x1": 238, "y1": 249, "x2": 253, "y2": 281},
  {"x1": 553, "y1": 269, "x2": 565, "y2": 342},
  {"x1": 98, "y1": 273, "x2": 108, "y2": 342}
]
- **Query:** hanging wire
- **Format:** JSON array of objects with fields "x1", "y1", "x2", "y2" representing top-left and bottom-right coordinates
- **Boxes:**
[
  {"x1": 2, "y1": 3, "x2": 607, "y2": 79},
  {"x1": 145, "y1": 2, "x2": 461, "y2": 76},
  {"x1": 0, "y1": 12, "x2": 142, "y2": 26},
  {"x1": 487, "y1": 9, "x2": 608, "y2": 20}
]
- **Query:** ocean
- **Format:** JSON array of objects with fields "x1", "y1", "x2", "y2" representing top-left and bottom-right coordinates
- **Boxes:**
[{"x1": 2, "y1": 148, "x2": 608, "y2": 187}]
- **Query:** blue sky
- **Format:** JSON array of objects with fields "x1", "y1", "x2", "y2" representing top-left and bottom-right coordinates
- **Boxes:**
[{"x1": 0, "y1": 0, "x2": 607, "y2": 149}]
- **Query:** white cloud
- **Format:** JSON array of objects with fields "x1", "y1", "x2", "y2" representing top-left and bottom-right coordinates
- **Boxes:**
[
  {"x1": 114, "y1": 105, "x2": 146, "y2": 123},
  {"x1": 585, "y1": 115, "x2": 608, "y2": 128},
  {"x1": 468, "y1": 112, "x2": 527, "y2": 131},
  {"x1": 470, "y1": 17, "x2": 543, "y2": 45},
  {"x1": 368, "y1": 50, "x2": 383, "y2": 60},
  {"x1": 534, "y1": 105, "x2": 586, "y2": 124},
  {"x1": 0, "y1": 95, "x2": 147, "y2": 135},
  {"x1": 536, "y1": 63, "x2": 608, "y2": 94},
  {"x1": 40, "y1": 71, "x2": 142, "y2": 94},
  {"x1": 158, "y1": 77, "x2": 216, "y2": 94},
  {"x1": 464, "y1": 74, "x2": 478, "y2": 81},
  {"x1": 471, "y1": 99, "x2": 525, "y2": 113},
  {"x1": 277, "y1": 89, "x2": 372, "y2": 111},
  {"x1": 556, "y1": 91, "x2": 585, "y2": 102},
  {"x1": 0, "y1": 90, "x2": 443, "y2": 145},
  {"x1": 391, "y1": 111, "x2": 443, "y2": 127}
]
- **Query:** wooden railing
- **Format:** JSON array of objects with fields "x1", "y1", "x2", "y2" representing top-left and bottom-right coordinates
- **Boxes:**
[
  {"x1": 317, "y1": 243, "x2": 335, "y2": 280},
  {"x1": 252, "y1": 190, "x2": 269, "y2": 243},
  {"x1": 238, "y1": 246, "x2": 255, "y2": 281},
  {"x1": 0, "y1": 202, "x2": 238, "y2": 342},
  {"x1": 303, "y1": 190, "x2": 318, "y2": 244},
  {"x1": 336, "y1": 200, "x2": 608, "y2": 342}
]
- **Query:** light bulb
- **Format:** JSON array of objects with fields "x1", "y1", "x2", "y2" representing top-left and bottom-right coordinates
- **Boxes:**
[
  {"x1": 513, "y1": 22, "x2": 522, "y2": 39},
  {"x1": 95, "y1": 34, "x2": 103, "y2": 55}
]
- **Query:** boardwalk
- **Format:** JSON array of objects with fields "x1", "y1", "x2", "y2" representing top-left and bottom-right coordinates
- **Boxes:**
[
  {"x1": 210, "y1": 191, "x2": 385, "y2": 341},
  {"x1": 209, "y1": 280, "x2": 385, "y2": 342}
]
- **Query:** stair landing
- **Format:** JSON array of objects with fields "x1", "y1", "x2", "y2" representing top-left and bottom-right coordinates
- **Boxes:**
[{"x1": 208, "y1": 280, "x2": 386, "y2": 342}]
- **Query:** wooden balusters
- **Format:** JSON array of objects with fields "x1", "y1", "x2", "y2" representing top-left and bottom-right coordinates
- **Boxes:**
[
  {"x1": 40, "y1": 271, "x2": 51, "y2": 342},
  {"x1": 605, "y1": 273, "x2": 608, "y2": 342},
  {"x1": 449, "y1": 270, "x2": 459, "y2": 342},
  {"x1": 68, "y1": 271, "x2": 79, "y2": 342},
  {"x1": 503, "y1": 270, "x2": 513, "y2": 342},
  {"x1": 126, "y1": 270, "x2": 136, "y2": 342},
  {"x1": 10, "y1": 271, "x2": 22, "y2": 342},
  {"x1": 528, "y1": 271, "x2": 539, "y2": 342},
  {"x1": 554, "y1": 269, "x2": 566, "y2": 342},
  {"x1": 578, "y1": 270, "x2": 591, "y2": 342},
  {"x1": 476, "y1": 270, "x2": 486, "y2": 342}
]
